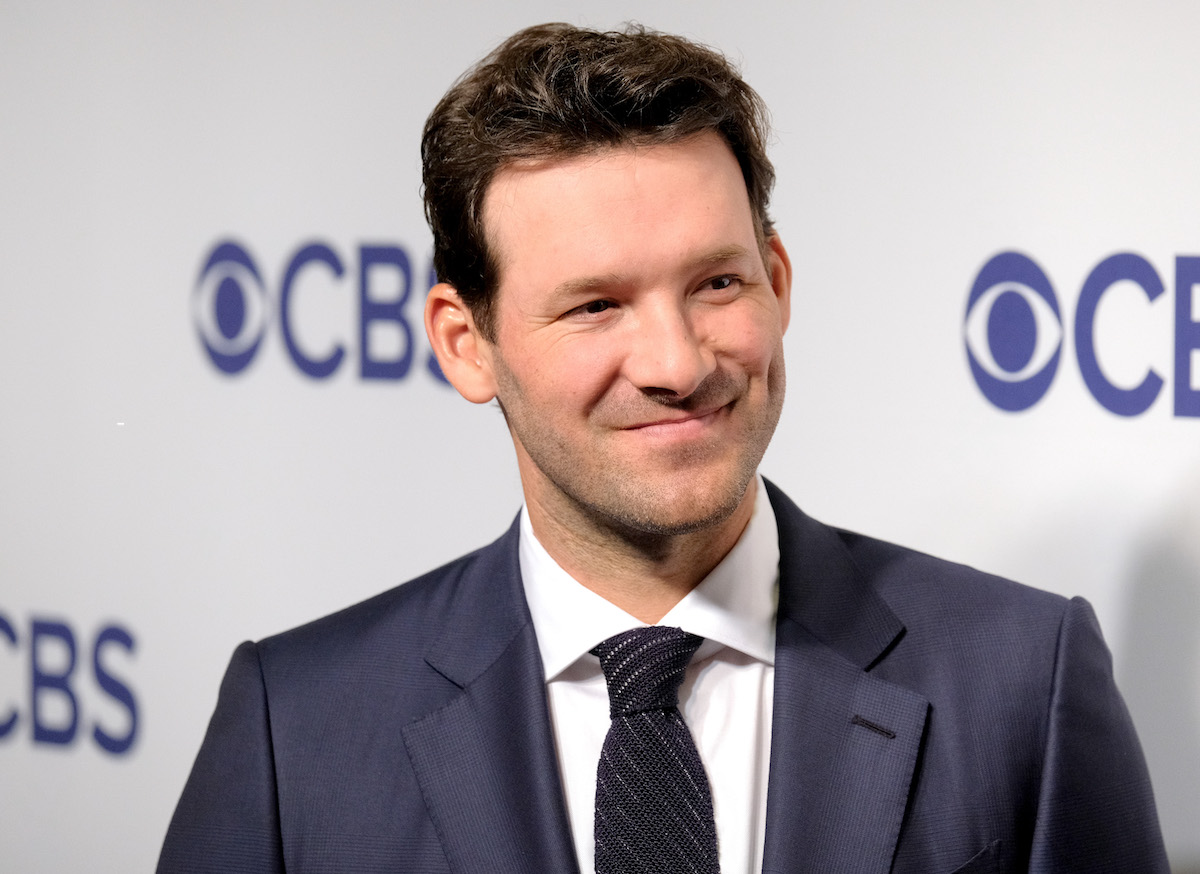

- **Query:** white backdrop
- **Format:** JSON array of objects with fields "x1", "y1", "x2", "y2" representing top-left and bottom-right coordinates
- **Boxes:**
[{"x1": 2, "y1": 1, "x2": 1198, "y2": 870}]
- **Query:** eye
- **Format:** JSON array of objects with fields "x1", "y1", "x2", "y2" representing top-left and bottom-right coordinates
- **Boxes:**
[
  {"x1": 566, "y1": 299, "x2": 616, "y2": 319},
  {"x1": 701, "y1": 275, "x2": 742, "y2": 295}
]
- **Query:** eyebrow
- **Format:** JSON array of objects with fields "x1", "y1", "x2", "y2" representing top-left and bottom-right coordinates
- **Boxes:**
[{"x1": 550, "y1": 245, "x2": 759, "y2": 298}]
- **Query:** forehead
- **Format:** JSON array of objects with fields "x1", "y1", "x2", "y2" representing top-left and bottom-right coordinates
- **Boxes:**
[{"x1": 480, "y1": 132, "x2": 759, "y2": 294}]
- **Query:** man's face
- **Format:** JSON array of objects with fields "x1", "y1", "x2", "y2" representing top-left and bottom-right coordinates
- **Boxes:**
[{"x1": 476, "y1": 131, "x2": 791, "y2": 538}]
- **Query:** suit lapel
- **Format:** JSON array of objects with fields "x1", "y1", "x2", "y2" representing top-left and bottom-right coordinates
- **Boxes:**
[
  {"x1": 762, "y1": 482, "x2": 929, "y2": 874},
  {"x1": 401, "y1": 520, "x2": 580, "y2": 874}
]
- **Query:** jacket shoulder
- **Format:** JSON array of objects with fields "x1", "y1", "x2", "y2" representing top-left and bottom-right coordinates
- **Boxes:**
[
  {"x1": 837, "y1": 528, "x2": 1069, "y2": 630},
  {"x1": 252, "y1": 517, "x2": 524, "y2": 707},
  {"x1": 766, "y1": 478, "x2": 1071, "y2": 661}
]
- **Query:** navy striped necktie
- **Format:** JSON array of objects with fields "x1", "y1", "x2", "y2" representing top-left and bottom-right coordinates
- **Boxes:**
[{"x1": 592, "y1": 626, "x2": 720, "y2": 874}]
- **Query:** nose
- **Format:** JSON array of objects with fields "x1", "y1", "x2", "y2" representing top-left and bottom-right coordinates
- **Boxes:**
[{"x1": 622, "y1": 299, "x2": 716, "y2": 397}]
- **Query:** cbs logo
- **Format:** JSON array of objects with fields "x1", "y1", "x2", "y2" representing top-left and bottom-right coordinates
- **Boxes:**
[
  {"x1": 1, "y1": 614, "x2": 137, "y2": 755},
  {"x1": 965, "y1": 251, "x2": 1200, "y2": 416},
  {"x1": 192, "y1": 239, "x2": 446, "y2": 382}
]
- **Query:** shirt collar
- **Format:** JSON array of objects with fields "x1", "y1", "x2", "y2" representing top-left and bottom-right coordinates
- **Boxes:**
[{"x1": 520, "y1": 476, "x2": 780, "y2": 682}]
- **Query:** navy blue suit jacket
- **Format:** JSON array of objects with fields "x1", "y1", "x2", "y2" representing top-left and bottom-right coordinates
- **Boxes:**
[{"x1": 158, "y1": 482, "x2": 1167, "y2": 872}]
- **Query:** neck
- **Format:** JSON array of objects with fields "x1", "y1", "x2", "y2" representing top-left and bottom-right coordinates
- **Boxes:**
[{"x1": 523, "y1": 481, "x2": 757, "y2": 624}]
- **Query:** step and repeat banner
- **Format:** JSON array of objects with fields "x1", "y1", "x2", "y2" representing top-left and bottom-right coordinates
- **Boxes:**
[{"x1": 3, "y1": 2, "x2": 1198, "y2": 870}]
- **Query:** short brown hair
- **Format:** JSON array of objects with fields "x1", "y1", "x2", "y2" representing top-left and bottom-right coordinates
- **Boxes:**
[{"x1": 421, "y1": 22, "x2": 776, "y2": 339}]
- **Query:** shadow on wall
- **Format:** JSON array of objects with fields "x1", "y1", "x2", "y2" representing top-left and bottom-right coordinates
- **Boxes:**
[{"x1": 1117, "y1": 491, "x2": 1200, "y2": 874}]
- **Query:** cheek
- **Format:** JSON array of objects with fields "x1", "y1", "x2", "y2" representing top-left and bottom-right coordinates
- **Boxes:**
[
  {"x1": 709, "y1": 309, "x2": 783, "y2": 375},
  {"x1": 507, "y1": 340, "x2": 620, "y2": 409},
  {"x1": 559, "y1": 344, "x2": 624, "y2": 405}
]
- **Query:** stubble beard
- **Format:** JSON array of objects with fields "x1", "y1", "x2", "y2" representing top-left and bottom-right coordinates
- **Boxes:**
[{"x1": 497, "y1": 354, "x2": 786, "y2": 550}]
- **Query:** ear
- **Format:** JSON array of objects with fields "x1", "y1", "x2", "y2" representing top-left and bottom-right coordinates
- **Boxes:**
[
  {"x1": 424, "y1": 283, "x2": 498, "y2": 404},
  {"x1": 765, "y1": 233, "x2": 793, "y2": 333}
]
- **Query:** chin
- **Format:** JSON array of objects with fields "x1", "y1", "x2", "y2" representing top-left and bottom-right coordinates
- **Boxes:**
[{"x1": 594, "y1": 471, "x2": 755, "y2": 538}]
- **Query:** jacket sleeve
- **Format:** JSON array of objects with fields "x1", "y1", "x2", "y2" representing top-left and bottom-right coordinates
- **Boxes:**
[
  {"x1": 1029, "y1": 597, "x2": 1168, "y2": 872},
  {"x1": 157, "y1": 641, "x2": 286, "y2": 873}
]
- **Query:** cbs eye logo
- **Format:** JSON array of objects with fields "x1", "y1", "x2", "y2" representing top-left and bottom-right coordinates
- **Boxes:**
[
  {"x1": 964, "y1": 252, "x2": 1062, "y2": 412},
  {"x1": 192, "y1": 241, "x2": 268, "y2": 375}
]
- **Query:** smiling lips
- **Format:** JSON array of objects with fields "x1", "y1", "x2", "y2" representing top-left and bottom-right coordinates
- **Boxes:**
[{"x1": 620, "y1": 403, "x2": 730, "y2": 435}]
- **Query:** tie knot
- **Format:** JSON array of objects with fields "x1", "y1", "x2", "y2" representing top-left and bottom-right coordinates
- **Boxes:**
[{"x1": 592, "y1": 626, "x2": 703, "y2": 717}]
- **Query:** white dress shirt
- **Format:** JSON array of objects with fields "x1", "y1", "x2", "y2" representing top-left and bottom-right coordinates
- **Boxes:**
[{"x1": 520, "y1": 476, "x2": 780, "y2": 874}]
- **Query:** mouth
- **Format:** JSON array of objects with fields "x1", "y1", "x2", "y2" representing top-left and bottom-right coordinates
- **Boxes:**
[{"x1": 621, "y1": 403, "x2": 729, "y2": 436}]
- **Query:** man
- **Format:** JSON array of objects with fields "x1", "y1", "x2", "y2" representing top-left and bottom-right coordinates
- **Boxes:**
[{"x1": 159, "y1": 23, "x2": 1168, "y2": 873}]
